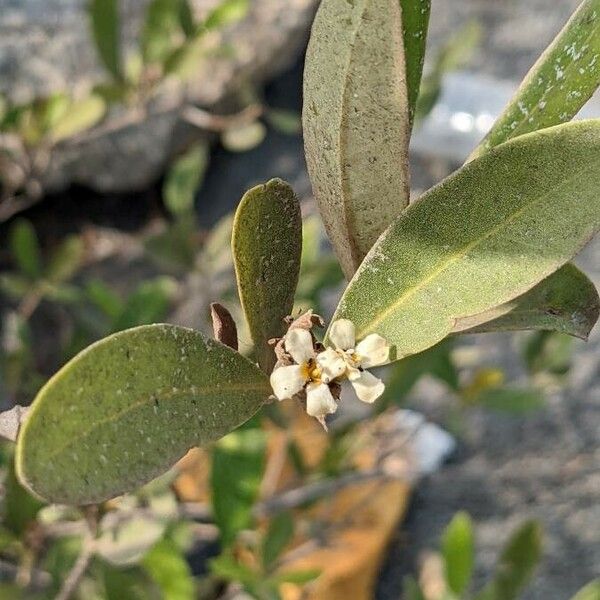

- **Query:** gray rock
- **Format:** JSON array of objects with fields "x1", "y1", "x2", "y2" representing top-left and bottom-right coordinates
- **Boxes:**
[{"x1": 0, "y1": 0, "x2": 317, "y2": 191}]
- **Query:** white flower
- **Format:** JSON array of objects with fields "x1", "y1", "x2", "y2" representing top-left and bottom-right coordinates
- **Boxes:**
[
  {"x1": 269, "y1": 328, "x2": 337, "y2": 422},
  {"x1": 317, "y1": 319, "x2": 390, "y2": 404}
]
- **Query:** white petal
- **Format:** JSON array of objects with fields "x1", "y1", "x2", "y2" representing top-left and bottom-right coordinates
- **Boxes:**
[
  {"x1": 284, "y1": 328, "x2": 315, "y2": 365},
  {"x1": 350, "y1": 370, "x2": 385, "y2": 404},
  {"x1": 316, "y1": 348, "x2": 347, "y2": 382},
  {"x1": 270, "y1": 365, "x2": 306, "y2": 400},
  {"x1": 305, "y1": 382, "x2": 338, "y2": 418},
  {"x1": 329, "y1": 319, "x2": 356, "y2": 351},
  {"x1": 355, "y1": 334, "x2": 390, "y2": 368}
]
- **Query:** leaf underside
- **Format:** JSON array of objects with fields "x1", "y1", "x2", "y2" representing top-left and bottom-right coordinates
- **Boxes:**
[
  {"x1": 303, "y1": 0, "x2": 411, "y2": 279},
  {"x1": 232, "y1": 179, "x2": 302, "y2": 372},
  {"x1": 16, "y1": 324, "x2": 270, "y2": 505},
  {"x1": 455, "y1": 263, "x2": 600, "y2": 340},
  {"x1": 331, "y1": 120, "x2": 600, "y2": 360}
]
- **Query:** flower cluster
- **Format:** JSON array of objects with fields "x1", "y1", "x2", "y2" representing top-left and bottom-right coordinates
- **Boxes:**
[{"x1": 269, "y1": 314, "x2": 390, "y2": 428}]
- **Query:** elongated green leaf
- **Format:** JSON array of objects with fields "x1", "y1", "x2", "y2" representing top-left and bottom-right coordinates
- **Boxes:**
[
  {"x1": 9, "y1": 220, "x2": 42, "y2": 279},
  {"x1": 481, "y1": 521, "x2": 542, "y2": 600},
  {"x1": 16, "y1": 324, "x2": 270, "y2": 505},
  {"x1": 50, "y1": 95, "x2": 107, "y2": 142},
  {"x1": 475, "y1": 387, "x2": 544, "y2": 414},
  {"x1": 400, "y1": 0, "x2": 431, "y2": 125},
  {"x1": 262, "y1": 512, "x2": 294, "y2": 570},
  {"x1": 454, "y1": 264, "x2": 600, "y2": 340},
  {"x1": 89, "y1": 0, "x2": 122, "y2": 80},
  {"x1": 143, "y1": 539, "x2": 195, "y2": 600},
  {"x1": 46, "y1": 236, "x2": 85, "y2": 284},
  {"x1": 442, "y1": 512, "x2": 474, "y2": 596},
  {"x1": 570, "y1": 580, "x2": 600, "y2": 600},
  {"x1": 142, "y1": 0, "x2": 182, "y2": 64},
  {"x1": 232, "y1": 179, "x2": 302, "y2": 372},
  {"x1": 473, "y1": 0, "x2": 600, "y2": 157},
  {"x1": 303, "y1": 0, "x2": 411, "y2": 279},
  {"x1": 331, "y1": 120, "x2": 600, "y2": 361},
  {"x1": 211, "y1": 428, "x2": 266, "y2": 547},
  {"x1": 203, "y1": 0, "x2": 249, "y2": 31},
  {"x1": 163, "y1": 143, "x2": 209, "y2": 218}
]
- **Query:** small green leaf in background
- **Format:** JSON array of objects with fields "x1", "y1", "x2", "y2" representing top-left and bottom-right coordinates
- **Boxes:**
[
  {"x1": 262, "y1": 512, "x2": 294, "y2": 571},
  {"x1": 211, "y1": 428, "x2": 266, "y2": 547},
  {"x1": 442, "y1": 512, "x2": 474, "y2": 596},
  {"x1": 331, "y1": 120, "x2": 600, "y2": 362},
  {"x1": 403, "y1": 575, "x2": 426, "y2": 600},
  {"x1": 203, "y1": 0, "x2": 249, "y2": 31},
  {"x1": 9, "y1": 219, "x2": 42, "y2": 279},
  {"x1": 473, "y1": 0, "x2": 600, "y2": 157},
  {"x1": 271, "y1": 569, "x2": 321, "y2": 585},
  {"x1": 570, "y1": 580, "x2": 600, "y2": 600},
  {"x1": 266, "y1": 108, "x2": 302, "y2": 135},
  {"x1": 142, "y1": 538, "x2": 195, "y2": 600},
  {"x1": 46, "y1": 236, "x2": 85, "y2": 284},
  {"x1": 89, "y1": 0, "x2": 122, "y2": 81},
  {"x1": 482, "y1": 520, "x2": 543, "y2": 600},
  {"x1": 415, "y1": 21, "x2": 482, "y2": 123},
  {"x1": 142, "y1": 0, "x2": 184, "y2": 64},
  {"x1": 303, "y1": 0, "x2": 411, "y2": 279},
  {"x1": 382, "y1": 339, "x2": 459, "y2": 405},
  {"x1": 16, "y1": 324, "x2": 271, "y2": 505},
  {"x1": 221, "y1": 121, "x2": 267, "y2": 152},
  {"x1": 163, "y1": 143, "x2": 209, "y2": 218},
  {"x1": 475, "y1": 387, "x2": 544, "y2": 414},
  {"x1": 49, "y1": 95, "x2": 107, "y2": 142},
  {"x1": 523, "y1": 330, "x2": 575, "y2": 377},
  {"x1": 232, "y1": 179, "x2": 302, "y2": 372},
  {"x1": 400, "y1": 0, "x2": 431, "y2": 125},
  {"x1": 453, "y1": 264, "x2": 600, "y2": 341},
  {"x1": 100, "y1": 562, "x2": 158, "y2": 600},
  {"x1": 177, "y1": 0, "x2": 196, "y2": 38},
  {"x1": 85, "y1": 279, "x2": 124, "y2": 324}
]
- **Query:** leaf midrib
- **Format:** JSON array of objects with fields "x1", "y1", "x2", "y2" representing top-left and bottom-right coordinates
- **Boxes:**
[
  {"x1": 38, "y1": 381, "x2": 269, "y2": 464},
  {"x1": 355, "y1": 159, "x2": 598, "y2": 338}
]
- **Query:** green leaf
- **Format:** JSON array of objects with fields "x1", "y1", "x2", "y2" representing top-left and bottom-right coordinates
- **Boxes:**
[
  {"x1": 472, "y1": 0, "x2": 600, "y2": 157},
  {"x1": 262, "y1": 512, "x2": 294, "y2": 570},
  {"x1": 232, "y1": 179, "x2": 302, "y2": 372},
  {"x1": 178, "y1": 0, "x2": 195, "y2": 38},
  {"x1": 270, "y1": 569, "x2": 321, "y2": 585},
  {"x1": 523, "y1": 331, "x2": 574, "y2": 376},
  {"x1": 211, "y1": 428, "x2": 266, "y2": 547},
  {"x1": 142, "y1": 539, "x2": 195, "y2": 600},
  {"x1": 46, "y1": 236, "x2": 85, "y2": 284},
  {"x1": 481, "y1": 520, "x2": 543, "y2": 600},
  {"x1": 303, "y1": 0, "x2": 411, "y2": 279},
  {"x1": 142, "y1": 0, "x2": 183, "y2": 64},
  {"x1": 221, "y1": 122, "x2": 267, "y2": 152},
  {"x1": 570, "y1": 580, "x2": 600, "y2": 600},
  {"x1": 330, "y1": 120, "x2": 600, "y2": 362},
  {"x1": 89, "y1": 0, "x2": 122, "y2": 80},
  {"x1": 475, "y1": 387, "x2": 544, "y2": 414},
  {"x1": 454, "y1": 264, "x2": 600, "y2": 340},
  {"x1": 114, "y1": 278, "x2": 175, "y2": 332},
  {"x1": 415, "y1": 21, "x2": 482, "y2": 123},
  {"x1": 9, "y1": 220, "x2": 42, "y2": 279},
  {"x1": 266, "y1": 108, "x2": 302, "y2": 135},
  {"x1": 203, "y1": 0, "x2": 249, "y2": 31},
  {"x1": 15, "y1": 324, "x2": 270, "y2": 505},
  {"x1": 210, "y1": 552, "x2": 259, "y2": 586},
  {"x1": 49, "y1": 95, "x2": 107, "y2": 142},
  {"x1": 163, "y1": 143, "x2": 209, "y2": 217},
  {"x1": 403, "y1": 576, "x2": 426, "y2": 600},
  {"x1": 442, "y1": 512, "x2": 474, "y2": 596},
  {"x1": 400, "y1": 0, "x2": 431, "y2": 125},
  {"x1": 85, "y1": 279, "x2": 124, "y2": 323}
]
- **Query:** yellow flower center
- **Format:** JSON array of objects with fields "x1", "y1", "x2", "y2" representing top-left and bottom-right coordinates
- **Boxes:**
[{"x1": 301, "y1": 358, "x2": 322, "y2": 384}]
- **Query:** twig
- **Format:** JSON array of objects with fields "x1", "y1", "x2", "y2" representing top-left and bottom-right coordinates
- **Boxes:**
[
  {"x1": 253, "y1": 468, "x2": 406, "y2": 519},
  {"x1": 181, "y1": 103, "x2": 263, "y2": 132},
  {"x1": 55, "y1": 507, "x2": 98, "y2": 600}
]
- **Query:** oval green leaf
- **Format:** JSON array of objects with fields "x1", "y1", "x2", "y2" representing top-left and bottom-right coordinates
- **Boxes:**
[
  {"x1": 442, "y1": 512, "x2": 474, "y2": 596},
  {"x1": 331, "y1": 120, "x2": 600, "y2": 360},
  {"x1": 454, "y1": 264, "x2": 600, "y2": 340},
  {"x1": 50, "y1": 95, "x2": 107, "y2": 143},
  {"x1": 303, "y1": 0, "x2": 411, "y2": 279},
  {"x1": 472, "y1": 0, "x2": 600, "y2": 158},
  {"x1": 16, "y1": 324, "x2": 270, "y2": 505},
  {"x1": 232, "y1": 179, "x2": 302, "y2": 372},
  {"x1": 89, "y1": 0, "x2": 122, "y2": 81}
]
